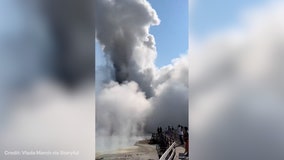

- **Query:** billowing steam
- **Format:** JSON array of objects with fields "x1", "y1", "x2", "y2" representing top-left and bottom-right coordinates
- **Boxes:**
[
  {"x1": 95, "y1": 0, "x2": 188, "y2": 152},
  {"x1": 190, "y1": 2, "x2": 284, "y2": 160},
  {"x1": 95, "y1": 0, "x2": 160, "y2": 97},
  {"x1": 146, "y1": 55, "x2": 188, "y2": 131}
]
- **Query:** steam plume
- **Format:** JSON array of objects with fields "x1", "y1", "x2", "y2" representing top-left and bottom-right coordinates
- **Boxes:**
[
  {"x1": 95, "y1": 0, "x2": 189, "y2": 152},
  {"x1": 95, "y1": 0, "x2": 160, "y2": 97}
]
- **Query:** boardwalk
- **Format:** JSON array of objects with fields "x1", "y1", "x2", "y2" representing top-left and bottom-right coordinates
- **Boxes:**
[
  {"x1": 174, "y1": 146, "x2": 187, "y2": 160},
  {"x1": 150, "y1": 129, "x2": 189, "y2": 160}
]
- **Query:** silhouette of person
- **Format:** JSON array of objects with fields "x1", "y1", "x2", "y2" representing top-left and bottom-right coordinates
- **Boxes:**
[
  {"x1": 183, "y1": 127, "x2": 189, "y2": 156},
  {"x1": 178, "y1": 125, "x2": 184, "y2": 145}
]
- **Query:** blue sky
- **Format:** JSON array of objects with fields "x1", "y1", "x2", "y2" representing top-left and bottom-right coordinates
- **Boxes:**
[
  {"x1": 191, "y1": 0, "x2": 269, "y2": 39},
  {"x1": 148, "y1": 0, "x2": 189, "y2": 67}
]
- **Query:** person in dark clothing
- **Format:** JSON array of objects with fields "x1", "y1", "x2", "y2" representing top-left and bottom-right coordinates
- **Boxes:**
[
  {"x1": 157, "y1": 127, "x2": 162, "y2": 134},
  {"x1": 178, "y1": 125, "x2": 184, "y2": 145},
  {"x1": 183, "y1": 127, "x2": 189, "y2": 156}
]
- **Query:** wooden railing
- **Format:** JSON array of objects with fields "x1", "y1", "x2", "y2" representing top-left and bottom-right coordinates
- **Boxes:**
[
  {"x1": 150, "y1": 130, "x2": 178, "y2": 160},
  {"x1": 159, "y1": 142, "x2": 176, "y2": 160}
]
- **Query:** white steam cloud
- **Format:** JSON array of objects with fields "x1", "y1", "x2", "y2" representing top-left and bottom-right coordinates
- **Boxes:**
[
  {"x1": 95, "y1": 0, "x2": 189, "y2": 152},
  {"x1": 95, "y1": 0, "x2": 160, "y2": 97}
]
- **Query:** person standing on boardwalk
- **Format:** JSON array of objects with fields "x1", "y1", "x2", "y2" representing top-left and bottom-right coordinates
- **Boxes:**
[
  {"x1": 178, "y1": 125, "x2": 184, "y2": 145},
  {"x1": 183, "y1": 127, "x2": 189, "y2": 156}
]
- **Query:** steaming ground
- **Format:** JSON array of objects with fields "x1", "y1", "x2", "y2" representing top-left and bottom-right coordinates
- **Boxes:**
[
  {"x1": 190, "y1": 1, "x2": 284, "y2": 160},
  {"x1": 95, "y1": 0, "x2": 188, "y2": 152}
]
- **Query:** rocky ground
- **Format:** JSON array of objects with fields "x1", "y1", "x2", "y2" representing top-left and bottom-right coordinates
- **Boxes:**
[{"x1": 96, "y1": 139, "x2": 159, "y2": 160}]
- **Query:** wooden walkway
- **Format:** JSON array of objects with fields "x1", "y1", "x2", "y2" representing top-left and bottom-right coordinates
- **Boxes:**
[
  {"x1": 150, "y1": 130, "x2": 189, "y2": 160},
  {"x1": 174, "y1": 146, "x2": 189, "y2": 160}
]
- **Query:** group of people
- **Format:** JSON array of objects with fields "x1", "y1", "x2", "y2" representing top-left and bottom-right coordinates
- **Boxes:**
[
  {"x1": 157, "y1": 126, "x2": 175, "y2": 134},
  {"x1": 178, "y1": 125, "x2": 189, "y2": 156}
]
